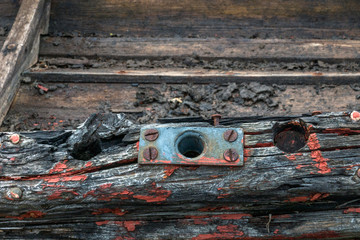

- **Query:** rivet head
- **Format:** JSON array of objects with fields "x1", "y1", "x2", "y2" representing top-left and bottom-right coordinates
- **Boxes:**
[
  {"x1": 9, "y1": 134, "x2": 20, "y2": 144},
  {"x1": 144, "y1": 129, "x2": 159, "y2": 141},
  {"x1": 223, "y1": 149, "x2": 239, "y2": 162},
  {"x1": 143, "y1": 147, "x2": 158, "y2": 161},
  {"x1": 6, "y1": 187, "x2": 23, "y2": 200},
  {"x1": 351, "y1": 111, "x2": 360, "y2": 122},
  {"x1": 223, "y1": 129, "x2": 238, "y2": 142},
  {"x1": 7, "y1": 44, "x2": 16, "y2": 50}
]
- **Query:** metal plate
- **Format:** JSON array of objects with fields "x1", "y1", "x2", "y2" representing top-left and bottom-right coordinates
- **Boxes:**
[{"x1": 138, "y1": 126, "x2": 244, "y2": 166}]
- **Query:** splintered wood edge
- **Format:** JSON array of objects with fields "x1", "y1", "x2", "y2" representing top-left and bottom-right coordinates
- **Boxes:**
[{"x1": 0, "y1": 0, "x2": 50, "y2": 126}]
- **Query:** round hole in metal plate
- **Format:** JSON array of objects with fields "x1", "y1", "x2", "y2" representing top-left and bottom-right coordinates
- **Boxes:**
[{"x1": 177, "y1": 131, "x2": 205, "y2": 159}]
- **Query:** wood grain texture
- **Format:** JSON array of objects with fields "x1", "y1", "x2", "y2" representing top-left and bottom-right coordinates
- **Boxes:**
[
  {"x1": 0, "y1": 112, "x2": 360, "y2": 239},
  {"x1": 23, "y1": 69, "x2": 360, "y2": 85},
  {"x1": 0, "y1": 0, "x2": 50, "y2": 126},
  {"x1": 39, "y1": 37, "x2": 360, "y2": 60},
  {"x1": 49, "y1": 0, "x2": 360, "y2": 38}
]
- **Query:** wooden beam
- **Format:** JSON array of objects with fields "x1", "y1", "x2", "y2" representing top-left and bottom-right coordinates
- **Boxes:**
[
  {"x1": 1, "y1": 112, "x2": 360, "y2": 238},
  {"x1": 23, "y1": 69, "x2": 360, "y2": 85},
  {"x1": 0, "y1": 0, "x2": 50, "y2": 126},
  {"x1": 40, "y1": 37, "x2": 360, "y2": 61},
  {"x1": 49, "y1": 0, "x2": 360, "y2": 38}
]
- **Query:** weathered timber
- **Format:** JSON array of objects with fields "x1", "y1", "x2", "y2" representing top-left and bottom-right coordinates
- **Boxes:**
[
  {"x1": 0, "y1": 0, "x2": 50, "y2": 126},
  {"x1": 23, "y1": 69, "x2": 360, "y2": 85},
  {"x1": 39, "y1": 37, "x2": 360, "y2": 61},
  {"x1": 0, "y1": 112, "x2": 360, "y2": 239},
  {"x1": 49, "y1": 0, "x2": 360, "y2": 39}
]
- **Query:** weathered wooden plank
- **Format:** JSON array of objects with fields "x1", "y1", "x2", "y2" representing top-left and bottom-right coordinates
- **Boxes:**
[
  {"x1": 0, "y1": 112, "x2": 360, "y2": 238},
  {"x1": 23, "y1": 69, "x2": 360, "y2": 85},
  {"x1": 0, "y1": 0, "x2": 50, "y2": 126},
  {"x1": 49, "y1": 0, "x2": 360, "y2": 39},
  {"x1": 40, "y1": 37, "x2": 360, "y2": 60}
]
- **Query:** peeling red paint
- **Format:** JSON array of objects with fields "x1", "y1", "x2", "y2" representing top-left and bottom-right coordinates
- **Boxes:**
[
  {"x1": 192, "y1": 224, "x2": 244, "y2": 240},
  {"x1": 48, "y1": 190, "x2": 79, "y2": 200},
  {"x1": 133, "y1": 183, "x2": 171, "y2": 203},
  {"x1": 307, "y1": 133, "x2": 331, "y2": 174},
  {"x1": 10, "y1": 157, "x2": 16, "y2": 161},
  {"x1": 163, "y1": 165, "x2": 180, "y2": 178},
  {"x1": 285, "y1": 193, "x2": 329, "y2": 203},
  {"x1": 136, "y1": 141, "x2": 140, "y2": 151},
  {"x1": 6, "y1": 211, "x2": 45, "y2": 220},
  {"x1": 85, "y1": 161, "x2": 93, "y2": 167},
  {"x1": 96, "y1": 220, "x2": 110, "y2": 226},
  {"x1": 285, "y1": 154, "x2": 297, "y2": 161},
  {"x1": 243, "y1": 149, "x2": 252, "y2": 162},
  {"x1": 92, "y1": 208, "x2": 127, "y2": 216},
  {"x1": 49, "y1": 160, "x2": 68, "y2": 174},
  {"x1": 274, "y1": 229, "x2": 280, "y2": 234},
  {"x1": 99, "y1": 183, "x2": 113, "y2": 190},
  {"x1": 344, "y1": 208, "x2": 360, "y2": 214},
  {"x1": 123, "y1": 221, "x2": 142, "y2": 232}
]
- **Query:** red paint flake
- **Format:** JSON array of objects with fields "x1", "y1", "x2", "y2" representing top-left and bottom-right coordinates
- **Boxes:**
[
  {"x1": 215, "y1": 213, "x2": 251, "y2": 220},
  {"x1": 92, "y1": 208, "x2": 127, "y2": 216},
  {"x1": 344, "y1": 208, "x2": 360, "y2": 214},
  {"x1": 43, "y1": 175, "x2": 87, "y2": 183},
  {"x1": 49, "y1": 160, "x2": 68, "y2": 174},
  {"x1": 133, "y1": 183, "x2": 171, "y2": 203},
  {"x1": 286, "y1": 193, "x2": 329, "y2": 202},
  {"x1": 136, "y1": 141, "x2": 140, "y2": 151},
  {"x1": 99, "y1": 183, "x2": 113, "y2": 190},
  {"x1": 217, "y1": 193, "x2": 230, "y2": 199},
  {"x1": 351, "y1": 111, "x2": 360, "y2": 121},
  {"x1": 123, "y1": 221, "x2": 142, "y2": 232},
  {"x1": 217, "y1": 224, "x2": 241, "y2": 233},
  {"x1": 286, "y1": 196, "x2": 309, "y2": 202},
  {"x1": 10, "y1": 157, "x2": 16, "y2": 161},
  {"x1": 163, "y1": 165, "x2": 180, "y2": 178},
  {"x1": 96, "y1": 220, "x2": 110, "y2": 226},
  {"x1": 322, "y1": 128, "x2": 360, "y2": 136},
  {"x1": 243, "y1": 149, "x2": 252, "y2": 162},
  {"x1": 296, "y1": 164, "x2": 309, "y2": 170},
  {"x1": 48, "y1": 190, "x2": 79, "y2": 200},
  {"x1": 274, "y1": 229, "x2": 280, "y2": 234},
  {"x1": 37, "y1": 84, "x2": 48, "y2": 92},
  {"x1": 83, "y1": 190, "x2": 96, "y2": 198},
  {"x1": 272, "y1": 214, "x2": 292, "y2": 219},
  {"x1": 285, "y1": 154, "x2": 297, "y2": 161},
  {"x1": 6, "y1": 211, "x2": 45, "y2": 220},
  {"x1": 85, "y1": 161, "x2": 93, "y2": 167},
  {"x1": 307, "y1": 133, "x2": 331, "y2": 174}
]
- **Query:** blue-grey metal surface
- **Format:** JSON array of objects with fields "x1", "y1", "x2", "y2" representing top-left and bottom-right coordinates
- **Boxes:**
[{"x1": 138, "y1": 126, "x2": 244, "y2": 166}]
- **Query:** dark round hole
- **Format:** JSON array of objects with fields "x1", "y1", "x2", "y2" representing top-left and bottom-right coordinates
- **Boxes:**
[
  {"x1": 177, "y1": 133, "x2": 205, "y2": 158},
  {"x1": 273, "y1": 121, "x2": 308, "y2": 153}
]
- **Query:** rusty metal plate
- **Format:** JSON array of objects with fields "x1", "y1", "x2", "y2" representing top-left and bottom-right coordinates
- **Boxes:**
[{"x1": 138, "y1": 126, "x2": 244, "y2": 166}]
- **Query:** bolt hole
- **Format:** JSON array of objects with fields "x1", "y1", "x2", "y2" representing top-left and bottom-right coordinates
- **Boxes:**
[
  {"x1": 70, "y1": 138, "x2": 102, "y2": 160},
  {"x1": 177, "y1": 132, "x2": 205, "y2": 158},
  {"x1": 273, "y1": 120, "x2": 309, "y2": 153}
]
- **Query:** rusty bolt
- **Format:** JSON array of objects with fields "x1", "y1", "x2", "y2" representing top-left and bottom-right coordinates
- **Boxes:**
[
  {"x1": 211, "y1": 114, "x2": 222, "y2": 126},
  {"x1": 9, "y1": 134, "x2": 20, "y2": 144},
  {"x1": 223, "y1": 129, "x2": 238, "y2": 142},
  {"x1": 7, "y1": 44, "x2": 16, "y2": 50},
  {"x1": 144, "y1": 129, "x2": 159, "y2": 141},
  {"x1": 6, "y1": 187, "x2": 22, "y2": 200},
  {"x1": 223, "y1": 149, "x2": 239, "y2": 162},
  {"x1": 143, "y1": 147, "x2": 158, "y2": 161}
]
